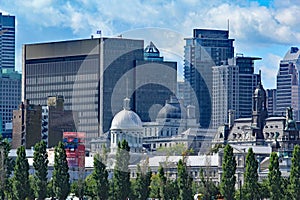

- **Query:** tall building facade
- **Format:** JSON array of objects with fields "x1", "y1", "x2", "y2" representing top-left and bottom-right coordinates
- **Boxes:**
[
  {"x1": 212, "y1": 56, "x2": 260, "y2": 128},
  {"x1": 0, "y1": 68, "x2": 21, "y2": 138},
  {"x1": 184, "y1": 29, "x2": 234, "y2": 128},
  {"x1": 134, "y1": 42, "x2": 177, "y2": 122},
  {"x1": 0, "y1": 13, "x2": 15, "y2": 70},
  {"x1": 23, "y1": 38, "x2": 177, "y2": 149},
  {"x1": 0, "y1": 13, "x2": 19, "y2": 139},
  {"x1": 276, "y1": 47, "x2": 300, "y2": 120},
  {"x1": 23, "y1": 38, "x2": 143, "y2": 147},
  {"x1": 266, "y1": 89, "x2": 276, "y2": 116}
]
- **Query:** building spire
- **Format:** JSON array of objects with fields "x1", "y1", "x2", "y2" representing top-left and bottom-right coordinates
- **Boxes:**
[{"x1": 124, "y1": 78, "x2": 130, "y2": 110}]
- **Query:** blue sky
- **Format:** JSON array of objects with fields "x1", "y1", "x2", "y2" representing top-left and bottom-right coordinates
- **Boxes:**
[{"x1": 1, "y1": 0, "x2": 300, "y2": 89}]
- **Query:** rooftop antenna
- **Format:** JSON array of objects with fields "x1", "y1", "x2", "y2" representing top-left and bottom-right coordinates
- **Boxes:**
[
  {"x1": 258, "y1": 70, "x2": 262, "y2": 84},
  {"x1": 227, "y1": 19, "x2": 230, "y2": 33}
]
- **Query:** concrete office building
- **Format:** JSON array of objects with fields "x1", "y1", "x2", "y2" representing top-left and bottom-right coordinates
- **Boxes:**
[
  {"x1": 212, "y1": 56, "x2": 260, "y2": 128},
  {"x1": 184, "y1": 29, "x2": 234, "y2": 128},
  {"x1": 23, "y1": 38, "x2": 143, "y2": 147},
  {"x1": 134, "y1": 42, "x2": 177, "y2": 122},
  {"x1": 0, "y1": 13, "x2": 15, "y2": 70},
  {"x1": 276, "y1": 47, "x2": 300, "y2": 120},
  {"x1": 23, "y1": 38, "x2": 177, "y2": 149},
  {"x1": 0, "y1": 68, "x2": 21, "y2": 138}
]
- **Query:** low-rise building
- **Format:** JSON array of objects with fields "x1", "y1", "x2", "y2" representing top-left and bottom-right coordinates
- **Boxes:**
[{"x1": 12, "y1": 96, "x2": 78, "y2": 148}]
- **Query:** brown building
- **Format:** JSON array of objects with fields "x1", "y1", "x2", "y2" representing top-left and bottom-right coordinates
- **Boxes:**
[
  {"x1": 12, "y1": 96, "x2": 78, "y2": 149},
  {"x1": 12, "y1": 100, "x2": 42, "y2": 149}
]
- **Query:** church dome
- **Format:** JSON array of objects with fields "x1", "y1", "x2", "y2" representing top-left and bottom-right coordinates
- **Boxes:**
[
  {"x1": 157, "y1": 96, "x2": 186, "y2": 119},
  {"x1": 110, "y1": 98, "x2": 142, "y2": 130},
  {"x1": 110, "y1": 109, "x2": 143, "y2": 130}
]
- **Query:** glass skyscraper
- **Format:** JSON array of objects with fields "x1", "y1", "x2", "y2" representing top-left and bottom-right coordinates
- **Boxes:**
[
  {"x1": 0, "y1": 13, "x2": 20, "y2": 139},
  {"x1": 0, "y1": 13, "x2": 15, "y2": 70},
  {"x1": 276, "y1": 47, "x2": 300, "y2": 120},
  {"x1": 184, "y1": 29, "x2": 234, "y2": 128}
]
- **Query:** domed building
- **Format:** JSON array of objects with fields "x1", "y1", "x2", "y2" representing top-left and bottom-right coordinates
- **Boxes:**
[
  {"x1": 110, "y1": 98, "x2": 143, "y2": 153},
  {"x1": 143, "y1": 96, "x2": 214, "y2": 154}
]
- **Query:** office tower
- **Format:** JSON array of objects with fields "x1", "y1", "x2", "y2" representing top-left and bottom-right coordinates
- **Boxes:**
[
  {"x1": 0, "y1": 13, "x2": 15, "y2": 70},
  {"x1": 276, "y1": 47, "x2": 300, "y2": 119},
  {"x1": 0, "y1": 13, "x2": 19, "y2": 139},
  {"x1": 212, "y1": 56, "x2": 260, "y2": 128},
  {"x1": 23, "y1": 38, "x2": 177, "y2": 149},
  {"x1": 0, "y1": 68, "x2": 21, "y2": 138},
  {"x1": 23, "y1": 38, "x2": 144, "y2": 147},
  {"x1": 184, "y1": 29, "x2": 234, "y2": 128},
  {"x1": 266, "y1": 89, "x2": 276, "y2": 116},
  {"x1": 134, "y1": 41, "x2": 177, "y2": 122}
]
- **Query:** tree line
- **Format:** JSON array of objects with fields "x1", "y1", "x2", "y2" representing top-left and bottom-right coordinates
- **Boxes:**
[
  {"x1": 0, "y1": 139, "x2": 70, "y2": 200},
  {"x1": 220, "y1": 144, "x2": 300, "y2": 200},
  {"x1": 1, "y1": 137, "x2": 300, "y2": 200}
]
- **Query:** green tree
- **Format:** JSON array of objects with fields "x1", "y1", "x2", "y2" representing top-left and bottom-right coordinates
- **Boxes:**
[
  {"x1": 0, "y1": 137, "x2": 13, "y2": 200},
  {"x1": 243, "y1": 148, "x2": 260, "y2": 200},
  {"x1": 157, "y1": 143, "x2": 193, "y2": 156},
  {"x1": 158, "y1": 165, "x2": 167, "y2": 199},
  {"x1": 165, "y1": 180, "x2": 179, "y2": 200},
  {"x1": 289, "y1": 145, "x2": 300, "y2": 199},
  {"x1": 177, "y1": 159, "x2": 192, "y2": 200},
  {"x1": 268, "y1": 152, "x2": 282, "y2": 200},
  {"x1": 52, "y1": 141, "x2": 70, "y2": 200},
  {"x1": 220, "y1": 144, "x2": 236, "y2": 200},
  {"x1": 112, "y1": 139, "x2": 130, "y2": 200},
  {"x1": 149, "y1": 174, "x2": 160, "y2": 198},
  {"x1": 71, "y1": 179, "x2": 85, "y2": 199},
  {"x1": 132, "y1": 165, "x2": 151, "y2": 200},
  {"x1": 259, "y1": 179, "x2": 270, "y2": 200},
  {"x1": 46, "y1": 179, "x2": 55, "y2": 199},
  {"x1": 93, "y1": 153, "x2": 109, "y2": 200},
  {"x1": 198, "y1": 168, "x2": 219, "y2": 200},
  {"x1": 12, "y1": 146, "x2": 31, "y2": 200},
  {"x1": 33, "y1": 141, "x2": 49, "y2": 200},
  {"x1": 84, "y1": 174, "x2": 96, "y2": 200}
]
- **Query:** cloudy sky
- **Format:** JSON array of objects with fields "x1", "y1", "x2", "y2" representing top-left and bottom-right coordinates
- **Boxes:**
[{"x1": 1, "y1": 0, "x2": 299, "y2": 89}]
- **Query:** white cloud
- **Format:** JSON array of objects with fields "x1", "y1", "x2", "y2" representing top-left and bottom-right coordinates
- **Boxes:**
[{"x1": 2, "y1": 0, "x2": 300, "y2": 87}]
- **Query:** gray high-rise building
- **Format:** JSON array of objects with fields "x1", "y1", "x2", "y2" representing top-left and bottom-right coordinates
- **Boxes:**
[
  {"x1": 23, "y1": 38, "x2": 177, "y2": 149},
  {"x1": 0, "y1": 68, "x2": 21, "y2": 138},
  {"x1": 0, "y1": 13, "x2": 15, "y2": 70},
  {"x1": 184, "y1": 29, "x2": 234, "y2": 128},
  {"x1": 266, "y1": 89, "x2": 276, "y2": 116},
  {"x1": 276, "y1": 47, "x2": 300, "y2": 119},
  {"x1": 134, "y1": 42, "x2": 177, "y2": 122},
  {"x1": 0, "y1": 13, "x2": 20, "y2": 139},
  {"x1": 212, "y1": 56, "x2": 260, "y2": 128},
  {"x1": 23, "y1": 38, "x2": 144, "y2": 147}
]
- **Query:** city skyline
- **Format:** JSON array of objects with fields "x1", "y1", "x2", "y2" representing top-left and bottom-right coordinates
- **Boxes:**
[{"x1": 0, "y1": 0, "x2": 299, "y2": 89}]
